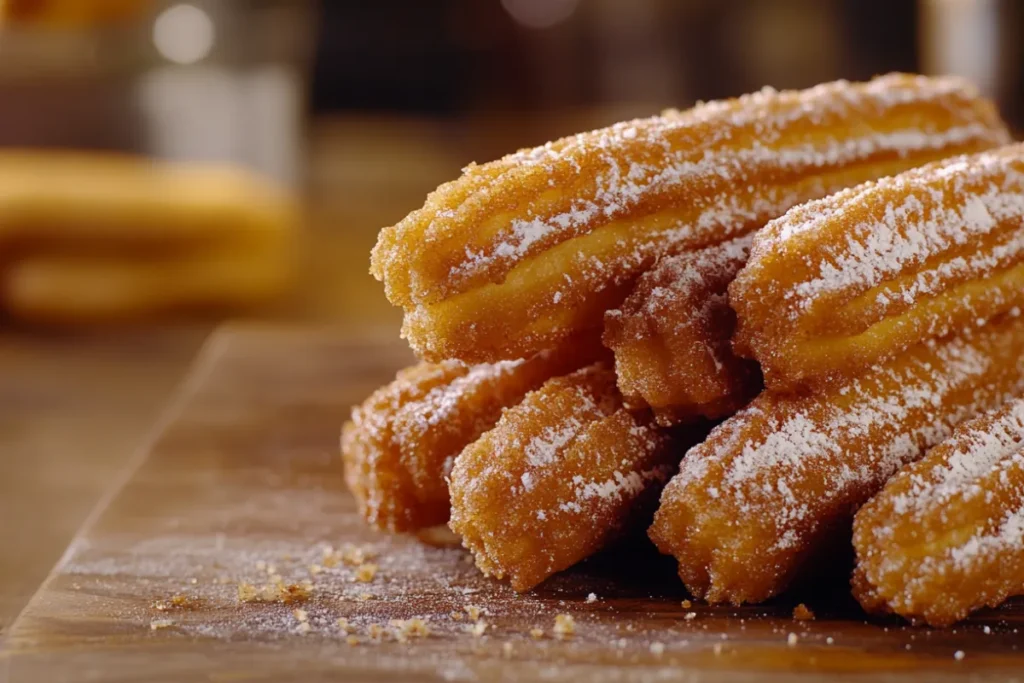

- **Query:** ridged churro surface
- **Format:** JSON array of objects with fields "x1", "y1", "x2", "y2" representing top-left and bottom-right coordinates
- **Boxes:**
[
  {"x1": 649, "y1": 314, "x2": 1024, "y2": 605},
  {"x1": 373, "y1": 74, "x2": 1008, "y2": 362},
  {"x1": 342, "y1": 347, "x2": 591, "y2": 532},
  {"x1": 448, "y1": 364, "x2": 682, "y2": 591},
  {"x1": 732, "y1": 144, "x2": 1024, "y2": 389},
  {"x1": 604, "y1": 235, "x2": 760, "y2": 425},
  {"x1": 853, "y1": 399, "x2": 1024, "y2": 626}
]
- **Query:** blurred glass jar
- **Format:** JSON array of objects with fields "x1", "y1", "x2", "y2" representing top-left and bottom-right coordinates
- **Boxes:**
[{"x1": 0, "y1": 0, "x2": 315, "y2": 187}]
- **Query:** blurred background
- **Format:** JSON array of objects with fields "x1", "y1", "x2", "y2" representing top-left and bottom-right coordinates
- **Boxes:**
[
  {"x1": 0, "y1": 0, "x2": 1020, "y2": 329},
  {"x1": 1, "y1": 0, "x2": 1022, "y2": 634}
]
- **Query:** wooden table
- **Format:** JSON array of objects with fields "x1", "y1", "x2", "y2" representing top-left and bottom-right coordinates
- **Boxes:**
[
  {"x1": 0, "y1": 112, "x2": 617, "y2": 638},
  {"x1": 3, "y1": 327, "x2": 1021, "y2": 683}
]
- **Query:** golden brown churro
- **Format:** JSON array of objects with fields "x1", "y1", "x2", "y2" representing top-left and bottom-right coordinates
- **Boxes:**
[
  {"x1": 342, "y1": 347, "x2": 594, "y2": 532},
  {"x1": 649, "y1": 314, "x2": 1024, "y2": 605},
  {"x1": 732, "y1": 144, "x2": 1024, "y2": 389},
  {"x1": 604, "y1": 234, "x2": 760, "y2": 425},
  {"x1": 449, "y1": 364, "x2": 687, "y2": 591},
  {"x1": 853, "y1": 398, "x2": 1024, "y2": 626},
  {"x1": 372, "y1": 74, "x2": 1007, "y2": 363}
]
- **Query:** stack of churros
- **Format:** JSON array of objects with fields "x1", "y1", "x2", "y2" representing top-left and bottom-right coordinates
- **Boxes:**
[{"x1": 345, "y1": 73, "x2": 1024, "y2": 623}]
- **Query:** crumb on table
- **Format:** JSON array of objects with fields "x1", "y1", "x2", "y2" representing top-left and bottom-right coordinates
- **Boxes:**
[
  {"x1": 793, "y1": 603, "x2": 815, "y2": 621},
  {"x1": 553, "y1": 614, "x2": 576, "y2": 639},
  {"x1": 353, "y1": 563, "x2": 378, "y2": 583}
]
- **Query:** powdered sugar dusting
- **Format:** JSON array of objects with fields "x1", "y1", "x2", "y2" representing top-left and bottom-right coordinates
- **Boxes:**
[
  {"x1": 448, "y1": 363, "x2": 681, "y2": 590},
  {"x1": 562, "y1": 462, "x2": 675, "y2": 513},
  {"x1": 675, "y1": 318, "x2": 1024, "y2": 561},
  {"x1": 946, "y1": 504, "x2": 1024, "y2": 569},
  {"x1": 749, "y1": 145, "x2": 1024, "y2": 321},
  {"x1": 409, "y1": 359, "x2": 525, "y2": 429},
  {"x1": 889, "y1": 399, "x2": 1024, "y2": 516},
  {"x1": 452, "y1": 120, "x2": 995, "y2": 289},
  {"x1": 376, "y1": 73, "x2": 1008, "y2": 309},
  {"x1": 524, "y1": 418, "x2": 588, "y2": 467}
]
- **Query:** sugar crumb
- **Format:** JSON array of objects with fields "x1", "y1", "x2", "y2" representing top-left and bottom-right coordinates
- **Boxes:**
[
  {"x1": 586, "y1": 593, "x2": 598, "y2": 604},
  {"x1": 353, "y1": 563, "x2": 378, "y2": 583},
  {"x1": 650, "y1": 642, "x2": 665, "y2": 656},
  {"x1": 954, "y1": 650, "x2": 966, "y2": 661},
  {"x1": 152, "y1": 595, "x2": 189, "y2": 611},
  {"x1": 681, "y1": 599, "x2": 692, "y2": 609},
  {"x1": 464, "y1": 604, "x2": 483, "y2": 621},
  {"x1": 787, "y1": 633, "x2": 799, "y2": 647},
  {"x1": 323, "y1": 543, "x2": 375, "y2": 568},
  {"x1": 529, "y1": 627, "x2": 544, "y2": 639},
  {"x1": 237, "y1": 578, "x2": 311, "y2": 604},
  {"x1": 150, "y1": 619, "x2": 173, "y2": 631},
  {"x1": 793, "y1": 604, "x2": 815, "y2": 621},
  {"x1": 684, "y1": 612, "x2": 697, "y2": 621},
  {"x1": 391, "y1": 617, "x2": 431, "y2": 642},
  {"x1": 553, "y1": 614, "x2": 576, "y2": 639}
]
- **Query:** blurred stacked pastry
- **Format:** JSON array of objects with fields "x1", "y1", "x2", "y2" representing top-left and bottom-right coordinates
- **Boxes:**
[
  {"x1": 345, "y1": 73, "x2": 1024, "y2": 620},
  {"x1": 0, "y1": 152, "x2": 298, "y2": 323}
]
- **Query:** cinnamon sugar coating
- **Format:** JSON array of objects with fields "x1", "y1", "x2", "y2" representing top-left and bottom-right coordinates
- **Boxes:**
[
  {"x1": 372, "y1": 74, "x2": 1008, "y2": 363},
  {"x1": 604, "y1": 234, "x2": 760, "y2": 425},
  {"x1": 853, "y1": 398, "x2": 1024, "y2": 626},
  {"x1": 342, "y1": 346, "x2": 595, "y2": 532},
  {"x1": 649, "y1": 314, "x2": 1024, "y2": 605},
  {"x1": 732, "y1": 143, "x2": 1024, "y2": 389},
  {"x1": 448, "y1": 364, "x2": 689, "y2": 591}
]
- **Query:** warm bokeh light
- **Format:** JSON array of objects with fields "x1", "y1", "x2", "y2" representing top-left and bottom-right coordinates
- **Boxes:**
[
  {"x1": 500, "y1": 0, "x2": 579, "y2": 30},
  {"x1": 152, "y1": 3, "x2": 215, "y2": 65}
]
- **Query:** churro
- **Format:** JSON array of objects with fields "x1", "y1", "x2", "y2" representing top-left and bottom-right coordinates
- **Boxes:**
[
  {"x1": 342, "y1": 347, "x2": 593, "y2": 532},
  {"x1": 604, "y1": 234, "x2": 760, "y2": 425},
  {"x1": 373, "y1": 74, "x2": 1007, "y2": 363},
  {"x1": 732, "y1": 143, "x2": 1024, "y2": 389},
  {"x1": 649, "y1": 314, "x2": 1024, "y2": 605},
  {"x1": 449, "y1": 364, "x2": 685, "y2": 591},
  {"x1": 853, "y1": 398, "x2": 1024, "y2": 626}
]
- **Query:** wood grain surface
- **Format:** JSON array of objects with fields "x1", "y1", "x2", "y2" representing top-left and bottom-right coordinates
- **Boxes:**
[
  {"x1": 0, "y1": 326, "x2": 208, "y2": 632},
  {"x1": 3, "y1": 326, "x2": 1023, "y2": 683}
]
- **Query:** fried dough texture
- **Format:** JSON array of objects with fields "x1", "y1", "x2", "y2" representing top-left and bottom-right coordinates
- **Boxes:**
[
  {"x1": 853, "y1": 398, "x2": 1024, "y2": 626},
  {"x1": 448, "y1": 364, "x2": 688, "y2": 591},
  {"x1": 373, "y1": 74, "x2": 1008, "y2": 363},
  {"x1": 649, "y1": 314, "x2": 1024, "y2": 605},
  {"x1": 732, "y1": 144, "x2": 1024, "y2": 389}
]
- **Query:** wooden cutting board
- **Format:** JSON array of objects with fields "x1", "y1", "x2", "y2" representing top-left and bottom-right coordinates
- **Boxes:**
[{"x1": 3, "y1": 326, "x2": 1023, "y2": 683}]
